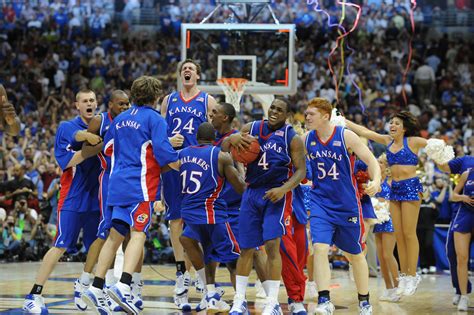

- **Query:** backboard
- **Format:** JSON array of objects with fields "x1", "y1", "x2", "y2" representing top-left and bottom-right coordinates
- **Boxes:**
[{"x1": 180, "y1": 23, "x2": 297, "y2": 95}]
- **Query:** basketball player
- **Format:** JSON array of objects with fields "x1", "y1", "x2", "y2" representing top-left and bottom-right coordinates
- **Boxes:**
[
  {"x1": 437, "y1": 156, "x2": 474, "y2": 306},
  {"x1": 450, "y1": 168, "x2": 474, "y2": 311},
  {"x1": 160, "y1": 59, "x2": 217, "y2": 309},
  {"x1": 211, "y1": 102, "x2": 268, "y2": 291},
  {"x1": 0, "y1": 84, "x2": 20, "y2": 136},
  {"x1": 23, "y1": 90, "x2": 103, "y2": 313},
  {"x1": 74, "y1": 90, "x2": 130, "y2": 312},
  {"x1": 83, "y1": 76, "x2": 179, "y2": 314},
  {"x1": 304, "y1": 98, "x2": 381, "y2": 315},
  {"x1": 227, "y1": 98, "x2": 307, "y2": 314},
  {"x1": 179, "y1": 122, "x2": 245, "y2": 313}
]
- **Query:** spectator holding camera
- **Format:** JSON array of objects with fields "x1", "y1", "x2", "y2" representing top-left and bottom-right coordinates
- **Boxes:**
[
  {"x1": 14, "y1": 195, "x2": 38, "y2": 239},
  {"x1": 28, "y1": 214, "x2": 55, "y2": 260},
  {"x1": 4, "y1": 164, "x2": 37, "y2": 207},
  {"x1": 432, "y1": 174, "x2": 453, "y2": 224},
  {"x1": 0, "y1": 215, "x2": 23, "y2": 261}
]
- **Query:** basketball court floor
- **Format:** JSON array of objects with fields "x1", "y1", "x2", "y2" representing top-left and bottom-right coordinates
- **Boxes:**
[{"x1": 0, "y1": 261, "x2": 471, "y2": 314}]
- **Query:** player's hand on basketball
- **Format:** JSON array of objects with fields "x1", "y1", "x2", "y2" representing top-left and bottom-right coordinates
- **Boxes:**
[
  {"x1": 169, "y1": 133, "x2": 184, "y2": 148},
  {"x1": 153, "y1": 200, "x2": 165, "y2": 212},
  {"x1": 229, "y1": 133, "x2": 253, "y2": 151},
  {"x1": 1, "y1": 96, "x2": 17, "y2": 125},
  {"x1": 85, "y1": 132, "x2": 102, "y2": 146},
  {"x1": 263, "y1": 187, "x2": 286, "y2": 203},
  {"x1": 364, "y1": 180, "x2": 380, "y2": 197}
]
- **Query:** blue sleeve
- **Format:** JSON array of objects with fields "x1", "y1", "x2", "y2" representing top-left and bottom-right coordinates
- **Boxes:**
[
  {"x1": 103, "y1": 123, "x2": 115, "y2": 156},
  {"x1": 151, "y1": 114, "x2": 178, "y2": 167},
  {"x1": 448, "y1": 158, "x2": 463, "y2": 174},
  {"x1": 54, "y1": 122, "x2": 79, "y2": 171},
  {"x1": 287, "y1": 126, "x2": 297, "y2": 147}
]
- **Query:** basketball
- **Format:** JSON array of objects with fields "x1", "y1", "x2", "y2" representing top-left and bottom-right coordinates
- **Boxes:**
[{"x1": 231, "y1": 138, "x2": 260, "y2": 164}]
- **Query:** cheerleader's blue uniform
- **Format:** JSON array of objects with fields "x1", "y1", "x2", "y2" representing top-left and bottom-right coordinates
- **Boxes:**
[
  {"x1": 373, "y1": 179, "x2": 394, "y2": 233},
  {"x1": 386, "y1": 137, "x2": 422, "y2": 201}
]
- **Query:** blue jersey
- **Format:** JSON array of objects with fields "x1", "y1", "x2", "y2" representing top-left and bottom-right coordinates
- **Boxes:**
[
  {"x1": 105, "y1": 105, "x2": 178, "y2": 206},
  {"x1": 247, "y1": 120, "x2": 296, "y2": 188},
  {"x1": 306, "y1": 126, "x2": 361, "y2": 225},
  {"x1": 214, "y1": 129, "x2": 241, "y2": 215},
  {"x1": 449, "y1": 156, "x2": 474, "y2": 174},
  {"x1": 97, "y1": 112, "x2": 113, "y2": 173},
  {"x1": 54, "y1": 116, "x2": 101, "y2": 213},
  {"x1": 165, "y1": 91, "x2": 208, "y2": 148},
  {"x1": 179, "y1": 145, "x2": 227, "y2": 224}
]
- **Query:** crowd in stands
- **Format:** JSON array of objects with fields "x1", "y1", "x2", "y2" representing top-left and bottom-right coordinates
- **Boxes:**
[{"x1": 0, "y1": 0, "x2": 472, "y2": 263}]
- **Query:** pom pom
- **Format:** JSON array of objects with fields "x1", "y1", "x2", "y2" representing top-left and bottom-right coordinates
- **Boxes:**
[
  {"x1": 425, "y1": 139, "x2": 455, "y2": 164},
  {"x1": 330, "y1": 108, "x2": 346, "y2": 127},
  {"x1": 355, "y1": 170, "x2": 370, "y2": 198},
  {"x1": 371, "y1": 197, "x2": 391, "y2": 224}
]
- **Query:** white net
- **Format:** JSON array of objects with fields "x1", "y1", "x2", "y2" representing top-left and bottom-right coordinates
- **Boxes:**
[
  {"x1": 217, "y1": 78, "x2": 249, "y2": 112},
  {"x1": 248, "y1": 81, "x2": 275, "y2": 119}
]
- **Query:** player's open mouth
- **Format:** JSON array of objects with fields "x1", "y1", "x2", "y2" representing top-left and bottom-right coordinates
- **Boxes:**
[
  {"x1": 269, "y1": 115, "x2": 277, "y2": 121},
  {"x1": 86, "y1": 108, "x2": 93, "y2": 113},
  {"x1": 184, "y1": 74, "x2": 191, "y2": 80}
]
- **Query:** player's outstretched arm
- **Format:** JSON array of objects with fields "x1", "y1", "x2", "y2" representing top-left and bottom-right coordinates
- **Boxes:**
[
  {"x1": 345, "y1": 119, "x2": 391, "y2": 145},
  {"x1": 264, "y1": 136, "x2": 306, "y2": 203},
  {"x1": 344, "y1": 129, "x2": 381, "y2": 196},
  {"x1": 219, "y1": 151, "x2": 246, "y2": 194}
]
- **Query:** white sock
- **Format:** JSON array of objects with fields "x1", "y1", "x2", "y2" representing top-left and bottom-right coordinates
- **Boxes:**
[
  {"x1": 235, "y1": 275, "x2": 249, "y2": 298},
  {"x1": 266, "y1": 280, "x2": 280, "y2": 301},
  {"x1": 262, "y1": 280, "x2": 270, "y2": 295},
  {"x1": 132, "y1": 272, "x2": 142, "y2": 284},
  {"x1": 80, "y1": 272, "x2": 91, "y2": 285},
  {"x1": 206, "y1": 284, "x2": 216, "y2": 295},
  {"x1": 197, "y1": 268, "x2": 207, "y2": 286},
  {"x1": 105, "y1": 269, "x2": 116, "y2": 287}
]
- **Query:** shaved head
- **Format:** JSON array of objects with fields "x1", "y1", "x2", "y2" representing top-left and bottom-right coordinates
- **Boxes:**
[{"x1": 110, "y1": 90, "x2": 128, "y2": 102}]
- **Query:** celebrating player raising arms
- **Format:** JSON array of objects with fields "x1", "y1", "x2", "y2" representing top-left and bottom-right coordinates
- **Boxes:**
[
  {"x1": 305, "y1": 98, "x2": 381, "y2": 315},
  {"x1": 160, "y1": 59, "x2": 217, "y2": 309}
]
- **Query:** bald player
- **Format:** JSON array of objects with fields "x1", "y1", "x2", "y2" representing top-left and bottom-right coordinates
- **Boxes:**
[
  {"x1": 74, "y1": 90, "x2": 131, "y2": 312},
  {"x1": 0, "y1": 84, "x2": 20, "y2": 136}
]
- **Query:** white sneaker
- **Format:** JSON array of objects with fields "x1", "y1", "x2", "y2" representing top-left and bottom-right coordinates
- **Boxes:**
[
  {"x1": 255, "y1": 279, "x2": 267, "y2": 299},
  {"x1": 106, "y1": 282, "x2": 140, "y2": 315},
  {"x1": 314, "y1": 300, "x2": 335, "y2": 315},
  {"x1": 74, "y1": 279, "x2": 89, "y2": 311},
  {"x1": 288, "y1": 299, "x2": 306, "y2": 314},
  {"x1": 306, "y1": 281, "x2": 317, "y2": 300},
  {"x1": 174, "y1": 272, "x2": 191, "y2": 312},
  {"x1": 131, "y1": 280, "x2": 144, "y2": 310},
  {"x1": 262, "y1": 299, "x2": 283, "y2": 315},
  {"x1": 429, "y1": 266, "x2": 437, "y2": 274},
  {"x1": 81, "y1": 287, "x2": 111, "y2": 315},
  {"x1": 453, "y1": 294, "x2": 461, "y2": 305},
  {"x1": 379, "y1": 289, "x2": 391, "y2": 301},
  {"x1": 457, "y1": 295, "x2": 469, "y2": 311},
  {"x1": 421, "y1": 268, "x2": 428, "y2": 274},
  {"x1": 195, "y1": 276, "x2": 205, "y2": 293},
  {"x1": 359, "y1": 301, "x2": 372, "y2": 314},
  {"x1": 104, "y1": 290, "x2": 123, "y2": 312},
  {"x1": 229, "y1": 294, "x2": 249, "y2": 314},
  {"x1": 388, "y1": 288, "x2": 401, "y2": 302},
  {"x1": 23, "y1": 294, "x2": 48, "y2": 314},
  {"x1": 404, "y1": 274, "x2": 421, "y2": 296},
  {"x1": 196, "y1": 294, "x2": 208, "y2": 312},
  {"x1": 207, "y1": 292, "x2": 231, "y2": 313},
  {"x1": 395, "y1": 274, "x2": 407, "y2": 295}
]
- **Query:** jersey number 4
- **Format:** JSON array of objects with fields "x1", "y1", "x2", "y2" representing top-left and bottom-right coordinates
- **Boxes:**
[
  {"x1": 172, "y1": 117, "x2": 195, "y2": 135},
  {"x1": 180, "y1": 170, "x2": 203, "y2": 194},
  {"x1": 258, "y1": 152, "x2": 269, "y2": 170},
  {"x1": 317, "y1": 162, "x2": 339, "y2": 180}
]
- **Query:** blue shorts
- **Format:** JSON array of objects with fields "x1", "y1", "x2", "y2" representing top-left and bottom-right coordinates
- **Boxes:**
[
  {"x1": 182, "y1": 222, "x2": 240, "y2": 264},
  {"x1": 238, "y1": 188, "x2": 292, "y2": 249},
  {"x1": 361, "y1": 195, "x2": 377, "y2": 219},
  {"x1": 310, "y1": 215, "x2": 365, "y2": 255},
  {"x1": 162, "y1": 170, "x2": 183, "y2": 220},
  {"x1": 228, "y1": 213, "x2": 239, "y2": 242},
  {"x1": 390, "y1": 177, "x2": 422, "y2": 201},
  {"x1": 97, "y1": 172, "x2": 112, "y2": 240},
  {"x1": 451, "y1": 207, "x2": 474, "y2": 233},
  {"x1": 54, "y1": 210, "x2": 100, "y2": 250},
  {"x1": 373, "y1": 218, "x2": 394, "y2": 233},
  {"x1": 112, "y1": 202, "x2": 153, "y2": 234}
]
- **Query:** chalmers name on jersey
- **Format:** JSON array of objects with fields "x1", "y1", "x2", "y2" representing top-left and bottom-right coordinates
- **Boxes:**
[
  {"x1": 165, "y1": 91, "x2": 208, "y2": 148},
  {"x1": 179, "y1": 145, "x2": 227, "y2": 224}
]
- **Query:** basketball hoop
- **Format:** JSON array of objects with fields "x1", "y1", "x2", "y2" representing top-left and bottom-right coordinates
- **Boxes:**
[{"x1": 217, "y1": 78, "x2": 249, "y2": 112}]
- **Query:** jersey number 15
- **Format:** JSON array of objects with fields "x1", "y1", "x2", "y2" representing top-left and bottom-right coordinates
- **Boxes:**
[{"x1": 180, "y1": 170, "x2": 203, "y2": 194}]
